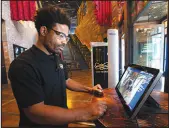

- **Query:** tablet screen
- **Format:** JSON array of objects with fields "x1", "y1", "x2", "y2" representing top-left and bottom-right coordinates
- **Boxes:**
[{"x1": 117, "y1": 67, "x2": 154, "y2": 110}]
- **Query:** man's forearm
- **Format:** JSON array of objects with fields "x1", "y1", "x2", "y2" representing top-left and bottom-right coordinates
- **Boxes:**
[
  {"x1": 24, "y1": 102, "x2": 91, "y2": 125},
  {"x1": 66, "y1": 78, "x2": 92, "y2": 93}
]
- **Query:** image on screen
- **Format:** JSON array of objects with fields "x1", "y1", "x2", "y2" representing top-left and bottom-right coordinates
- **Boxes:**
[{"x1": 117, "y1": 67, "x2": 154, "y2": 110}]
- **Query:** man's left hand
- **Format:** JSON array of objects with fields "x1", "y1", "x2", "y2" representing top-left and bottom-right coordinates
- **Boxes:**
[{"x1": 92, "y1": 84, "x2": 102, "y2": 91}]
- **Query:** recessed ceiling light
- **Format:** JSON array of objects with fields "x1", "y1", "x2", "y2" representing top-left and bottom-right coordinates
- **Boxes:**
[
  {"x1": 58, "y1": 1, "x2": 60, "y2": 2},
  {"x1": 154, "y1": 16, "x2": 158, "y2": 18}
]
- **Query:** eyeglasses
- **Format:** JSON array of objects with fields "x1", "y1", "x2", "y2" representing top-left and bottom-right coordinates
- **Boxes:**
[{"x1": 51, "y1": 28, "x2": 70, "y2": 42}]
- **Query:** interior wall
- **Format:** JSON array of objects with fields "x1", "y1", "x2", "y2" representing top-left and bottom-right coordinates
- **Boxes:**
[{"x1": 2, "y1": 1, "x2": 38, "y2": 62}]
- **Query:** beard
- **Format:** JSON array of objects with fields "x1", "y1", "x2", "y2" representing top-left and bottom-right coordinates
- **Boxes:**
[{"x1": 43, "y1": 42, "x2": 65, "y2": 55}]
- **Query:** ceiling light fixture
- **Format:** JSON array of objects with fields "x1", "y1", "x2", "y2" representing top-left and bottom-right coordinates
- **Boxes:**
[{"x1": 58, "y1": 1, "x2": 60, "y2": 2}]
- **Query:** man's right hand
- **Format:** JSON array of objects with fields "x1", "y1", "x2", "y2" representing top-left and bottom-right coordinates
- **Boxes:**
[
  {"x1": 23, "y1": 100, "x2": 107, "y2": 125},
  {"x1": 82, "y1": 100, "x2": 107, "y2": 121}
]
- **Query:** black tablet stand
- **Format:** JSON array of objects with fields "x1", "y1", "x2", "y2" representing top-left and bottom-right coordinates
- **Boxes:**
[{"x1": 139, "y1": 95, "x2": 168, "y2": 114}]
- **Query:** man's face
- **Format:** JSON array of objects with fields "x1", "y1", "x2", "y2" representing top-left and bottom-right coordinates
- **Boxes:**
[{"x1": 43, "y1": 23, "x2": 69, "y2": 54}]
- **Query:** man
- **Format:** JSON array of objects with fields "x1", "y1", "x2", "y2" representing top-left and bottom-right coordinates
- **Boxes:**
[{"x1": 8, "y1": 6, "x2": 107, "y2": 127}]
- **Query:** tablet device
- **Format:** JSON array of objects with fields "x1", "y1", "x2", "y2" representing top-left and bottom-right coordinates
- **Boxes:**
[{"x1": 115, "y1": 64, "x2": 162, "y2": 119}]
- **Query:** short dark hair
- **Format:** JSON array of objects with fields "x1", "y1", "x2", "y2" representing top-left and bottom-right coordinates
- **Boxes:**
[{"x1": 34, "y1": 5, "x2": 71, "y2": 34}]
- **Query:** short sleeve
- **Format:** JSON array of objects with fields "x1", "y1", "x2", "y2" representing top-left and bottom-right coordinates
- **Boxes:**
[{"x1": 8, "y1": 60, "x2": 44, "y2": 108}]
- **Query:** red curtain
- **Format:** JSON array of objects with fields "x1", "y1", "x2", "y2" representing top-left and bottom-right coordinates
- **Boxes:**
[
  {"x1": 10, "y1": 0, "x2": 36, "y2": 21},
  {"x1": 94, "y1": 1, "x2": 112, "y2": 26}
]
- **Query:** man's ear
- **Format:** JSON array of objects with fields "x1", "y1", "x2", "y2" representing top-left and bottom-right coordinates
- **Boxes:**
[{"x1": 40, "y1": 26, "x2": 48, "y2": 36}]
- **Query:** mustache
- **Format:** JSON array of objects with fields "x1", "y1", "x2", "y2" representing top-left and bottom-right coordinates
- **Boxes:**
[{"x1": 56, "y1": 44, "x2": 66, "y2": 47}]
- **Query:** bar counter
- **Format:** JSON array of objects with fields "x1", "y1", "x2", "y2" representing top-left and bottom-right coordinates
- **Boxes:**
[{"x1": 92, "y1": 88, "x2": 168, "y2": 127}]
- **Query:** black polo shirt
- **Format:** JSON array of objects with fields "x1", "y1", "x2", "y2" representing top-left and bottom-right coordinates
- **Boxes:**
[{"x1": 8, "y1": 45, "x2": 68, "y2": 127}]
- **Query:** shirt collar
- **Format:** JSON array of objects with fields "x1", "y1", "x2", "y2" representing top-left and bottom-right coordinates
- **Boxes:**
[
  {"x1": 31, "y1": 45, "x2": 62, "y2": 62},
  {"x1": 31, "y1": 45, "x2": 52, "y2": 61}
]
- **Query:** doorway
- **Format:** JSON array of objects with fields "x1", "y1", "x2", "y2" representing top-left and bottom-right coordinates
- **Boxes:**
[
  {"x1": 133, "y1": 24, "x2": 165, "y2": 92},
  {"x1": 1, "y1": 44, "x2": 8, "y2": 85},
  {"x1": 1, "y1": 19, "x2": 8, "y2": 85}
]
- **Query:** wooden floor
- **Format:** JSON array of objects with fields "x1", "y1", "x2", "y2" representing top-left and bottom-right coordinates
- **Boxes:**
[{"x1": 2, "y1": 69, "x2": 95, "y2": 127}]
